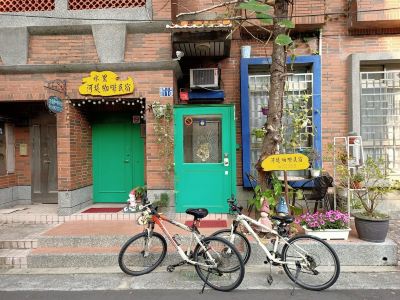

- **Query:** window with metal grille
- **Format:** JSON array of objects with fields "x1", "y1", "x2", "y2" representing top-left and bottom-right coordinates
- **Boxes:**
[
  {"x1": 67, "y1": 0, "x2": 146, "y2": 10},
  {"x1": 360, "y1": 66, "x2": 400, "y2": 175},
  {"x1": 0, "y1": 0, "x2": 55, "y2": 12},
  {"x1": 248, "y1": 72, "x2": 314, "y2": 176}
]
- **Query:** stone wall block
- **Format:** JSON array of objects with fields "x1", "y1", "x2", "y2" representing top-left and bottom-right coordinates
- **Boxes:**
[
  {"x1": 0, "y1": 27, "x2": 29, "y2": 65},
  {"x1": 92, "y1": 24, "x2": 127, "y2": 63}
]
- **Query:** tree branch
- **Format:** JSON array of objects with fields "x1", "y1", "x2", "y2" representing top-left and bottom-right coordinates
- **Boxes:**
[{"x1": 176, "y1": 0, "x2": 240, "y2": 18}]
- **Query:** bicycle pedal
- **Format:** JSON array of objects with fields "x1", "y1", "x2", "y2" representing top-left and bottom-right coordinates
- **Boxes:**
[
  {"x1": 167, "y1": 266, "x2": 175, "y2": 272},
  {"x1": 267, "y1": 274, "x2": 273, "y2": 285}
]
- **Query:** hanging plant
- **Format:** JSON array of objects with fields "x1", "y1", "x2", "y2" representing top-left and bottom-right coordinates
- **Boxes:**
[
  {"x1": 282, "y1": 94, "x2": 314, "y2": 151},
  {"x1": 149, "y1": 101, "x2": 174, "y2": 177}
]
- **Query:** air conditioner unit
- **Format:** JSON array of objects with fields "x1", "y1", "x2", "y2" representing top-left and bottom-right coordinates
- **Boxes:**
[{"x1": 190, "y1": 68, "x2": 219, "y2": 89}]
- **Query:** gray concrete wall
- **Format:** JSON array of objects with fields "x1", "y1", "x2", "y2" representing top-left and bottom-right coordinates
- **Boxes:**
[
  {"x1": 0, "y1": 0, "x2": 152, "y2": 28},
  {"x1": 92, "y1": 24, "x2": 127, "y2": 63},
  {"x1": 0, "y1": 27, "x2": 29, "y2": 65},
  {"x1": 58, "y1": 185, "x2": 92, "y2": 216},
  {"x1": 0, "y1": 186, "x2": 31, "y2": 208}
]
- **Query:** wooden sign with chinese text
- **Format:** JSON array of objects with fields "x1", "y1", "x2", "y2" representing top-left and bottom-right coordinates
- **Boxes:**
[
  {"x1": 78, "y1": 71, "x2": 134, "y2": 96},
  {"x1": 261, "y1": 153, "x2": 309, "y2": 171}
]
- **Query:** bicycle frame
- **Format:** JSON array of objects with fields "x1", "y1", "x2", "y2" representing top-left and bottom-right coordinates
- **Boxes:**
[
  {"x1": 231, "y1": 213, "x2": 309, "y2": 265},
  {"x1": 144, "y1": 211, "x2": 218, "y2": 269}
]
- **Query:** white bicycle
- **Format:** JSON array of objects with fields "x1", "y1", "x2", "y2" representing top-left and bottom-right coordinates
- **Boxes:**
[{"x1": 210, "y1": 197, "x2": 340, "y2": 291}]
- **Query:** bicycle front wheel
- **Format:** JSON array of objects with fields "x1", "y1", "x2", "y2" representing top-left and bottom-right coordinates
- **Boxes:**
[
  {"x1": 193, "y1": 236, "x2": 245, "y2": 292},
  {"x1": 281, "y1": 234, "x2": 340, "y2": 291},
  {"x1": 210, "y1": 229, "x2": 251, "y2": 265},
  {"x1": 118, "y1": 231, "x2": 167, "y2": 276}
]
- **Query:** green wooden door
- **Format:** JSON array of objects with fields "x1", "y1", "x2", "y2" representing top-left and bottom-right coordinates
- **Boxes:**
[
  {"x1": 174, "y1": 105, "x2": 236, "y2": 213},
  {"x1": 92, "y1": 117, "x2": 144, "y2": 203}
]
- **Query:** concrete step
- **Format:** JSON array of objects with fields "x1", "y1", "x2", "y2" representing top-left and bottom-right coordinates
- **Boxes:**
[
  {"x1": 0, "y1": 249, "x2": 30, "y2": 268},
  {"x1": 28, "y1": 247, "x2": 188, "y2": 268},
  {"x1": 0, "y1": 239, "x2": 37, "y2": 249},
  {"x1": 26, "y1": 238, "x2": 398, "y2": 268}
]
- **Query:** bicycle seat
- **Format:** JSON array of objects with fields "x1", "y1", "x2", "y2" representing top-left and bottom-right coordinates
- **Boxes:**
[
  {"x1": 271, "y1": 215, "x2": 294, "y2": 224},
  {"x1": 185, "y1": 208, "x2": 208, "y2": 219}
]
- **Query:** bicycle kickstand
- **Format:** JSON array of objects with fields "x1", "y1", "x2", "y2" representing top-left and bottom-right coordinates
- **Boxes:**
[
  {"x1": 200, "y1": 269, "x2": 211, "y2": 294},
  {"x1": 290, "y1": 261, "x2": 301, "y2": 296}
]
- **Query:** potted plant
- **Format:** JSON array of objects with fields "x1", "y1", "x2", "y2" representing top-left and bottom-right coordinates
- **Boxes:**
[
  {"x1": 132, "y1": 185, "x2": 147, "y2": 204},
  {"x1": 352, "y1": 156, "x2": 394, "y2": 243},
  {"x1": 351, "y1": 172, "x2": 364, "y2": 189},
  {"x1": 296, "y1": 210, "x2": 351, "y2": 240},
  {"x1": 304, "y1": 148, "x2": 321, "y2": 177}
]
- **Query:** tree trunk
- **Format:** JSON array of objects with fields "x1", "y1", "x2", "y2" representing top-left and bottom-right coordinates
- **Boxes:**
[{"x1": 256, "y1": 0, "x2": 289, "y2": 188}]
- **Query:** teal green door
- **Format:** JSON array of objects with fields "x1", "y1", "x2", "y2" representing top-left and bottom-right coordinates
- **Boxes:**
[
  {"x1": 92, "y1": 117, "x2": 144, "y2": 203},
  {"x1": 174, "y1": 105, "x2": 236, "y2": 213}
]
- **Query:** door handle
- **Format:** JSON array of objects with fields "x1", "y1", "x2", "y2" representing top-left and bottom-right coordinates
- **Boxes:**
[
  {"x1": 124, "y1": 160, "x2": 130, "y2": 163},
  {"x1": 223, "y1": 153, "x2": 229, "y2": 167},
  {"x1": 43, "y1": 160, "x2": 51, "y2": 164}
]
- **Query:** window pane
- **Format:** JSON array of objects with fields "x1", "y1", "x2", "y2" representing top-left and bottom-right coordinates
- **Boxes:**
[
  {"x1": 183, "y1": 115, "x2": 222, "y2": 163},
  {"x1": 360, "y1": 69, "x2": 400, "y2": 175},
  {"x1": 248, "y1": 72, "x2": 314, "y2": 176}
]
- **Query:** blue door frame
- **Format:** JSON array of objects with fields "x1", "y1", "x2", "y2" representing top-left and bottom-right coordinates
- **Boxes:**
[{"x1": 240, "y1": 55, "x2": 322, "y2": 187}]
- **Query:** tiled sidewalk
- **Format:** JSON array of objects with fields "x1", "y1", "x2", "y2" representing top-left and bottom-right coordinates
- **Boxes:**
[
  {"x1": 0, "y1": 204, "x2": 228, "y2": 224},
  {"x1": 388, "y1": 218, "x2": 400, "y2": 265}
]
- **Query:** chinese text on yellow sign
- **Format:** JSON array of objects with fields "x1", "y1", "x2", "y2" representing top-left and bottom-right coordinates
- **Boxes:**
[
  {"x1": 261, "y1": 154, "x2": 309, "y2": 171},
  {"x1": 78, "y1": 71, "x2": 134, "y2": 96}
]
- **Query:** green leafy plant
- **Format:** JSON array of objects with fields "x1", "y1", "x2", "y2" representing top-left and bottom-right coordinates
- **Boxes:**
[
  {"x1": 248, "y1": 174, "x2": 302, "y2": 215},
  {"x1": 282, "y1": 94, "x2": 313, "y2": 151},
  {"x1": 249, "y1": 181, "x2": 279, "y2": 213},
  {"x1": 154, "y1": 192, "x2": 169, "y2": 207},
  {"x1": 133, "y1": 185, "x2": 147, "y2": 199},
  {"x1": 251, "y1": 127, "x2": 267, "y2": 139},
  {"x1": 351, "y1": 172, "x2": 364, "y2": 189},
  {"x1": 352, "y1": 157, "x2": 394, "y2": 219},
  {"x1": 149, "y1": 101, "x2": 174, "y2": 177}
]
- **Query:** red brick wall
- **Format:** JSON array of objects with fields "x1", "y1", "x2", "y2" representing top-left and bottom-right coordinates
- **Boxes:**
[
  {"x1": 57, "y1": 104, "x2": 92, "y2": 191},
  {"x1": 15, "y1": 127, "x2": 31, "y2": 185},
  {"x1": 0, "y1": 173, "x2": 16, "y2": 189},
  {"x1": 323, "y1": 0, "x2": 400, "y2": 161},
  {"x1": 356, "y1": 0, "x2": 400, "y2": 22},
  {"x1": 28, "y1": 35, "x2": 98, "y2": 64},
  {"x1": 176, "y1": 0, "x2": 325, "y2": 26},
  {"x1": 125, "y1": 33, "x2": 171, "y2": 62},
  {"x1": 0, "y1": 127, "x2": 30, "y2": 189},
  {"x1": 153, "y1": 0, "x2": 172, "y2": 20}
]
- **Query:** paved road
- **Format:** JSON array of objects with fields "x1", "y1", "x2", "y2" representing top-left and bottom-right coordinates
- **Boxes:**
[
  {"x1": 0, "y1": 289, "x2": 399, "y2": 300},
  {"x1": 1, "y1": 268, "x2": 400, "y2": 291}
]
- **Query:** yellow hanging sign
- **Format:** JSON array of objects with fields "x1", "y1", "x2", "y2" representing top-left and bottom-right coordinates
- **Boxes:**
[
  {"x1": 78, "y1": 71, "x2": 134, "y2": 96},
  {"x1": 261, "y1": 153, "x2": 309, "y2": 171}
]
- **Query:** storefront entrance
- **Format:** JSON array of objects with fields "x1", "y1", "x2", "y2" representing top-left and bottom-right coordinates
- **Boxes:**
[
  {"x1": 92, "y1": 115, "x2": 144, "y2": 203},
  {"x1": 174, "y1": 105, "x2": 236, "y2": 213}
]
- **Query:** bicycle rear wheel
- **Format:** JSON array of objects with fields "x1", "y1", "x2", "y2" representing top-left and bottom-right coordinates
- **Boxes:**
[
  {"x1": 118, "y1": 231, "x2": 167, "y2": 276},
  {"x1": 281, "y1": 234, "x2": 340, "y2": 291},
  {"x1": 210, "y1": 229, "x2": 251, "y2": 265},
  {"x1": 193, "y1": 236, "x2": 245, "y2": 292}
]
